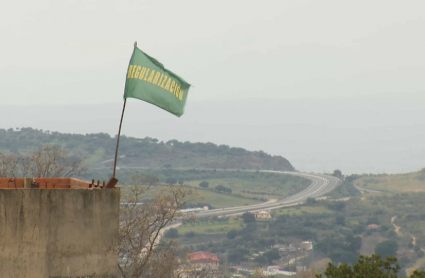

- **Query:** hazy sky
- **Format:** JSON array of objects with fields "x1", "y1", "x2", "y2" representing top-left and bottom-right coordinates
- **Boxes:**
[{"x1": 1, "y1": 1, "x2": 424, "y2": 174}]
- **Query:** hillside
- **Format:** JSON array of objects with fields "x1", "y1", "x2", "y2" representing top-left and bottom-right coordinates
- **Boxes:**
[
  {"x1": 0, "y1": 127, "x2": 294, "y2": 171},
  {"x1": 351, "y1": 169, "x2": 425, "y2": 193}
]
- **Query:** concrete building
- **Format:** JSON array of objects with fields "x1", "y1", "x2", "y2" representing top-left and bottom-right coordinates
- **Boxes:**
[{"x1": 0, "y1": 177, "x2": 120, "y2": 278}]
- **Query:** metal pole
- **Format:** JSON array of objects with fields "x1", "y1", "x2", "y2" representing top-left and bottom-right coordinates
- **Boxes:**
[
  {"x1": 112, "y1": 98, "x2": 127, "y2": 178},
  {"x1": 106, "y1": 41, "x2": 137, "y2": 189}
]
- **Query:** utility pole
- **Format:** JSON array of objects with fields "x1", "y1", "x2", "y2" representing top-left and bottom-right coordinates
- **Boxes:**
[
  {"x1": 287, "y1": 255, "x2": 290, "y2": 271},
  {"x1": 295, "y1": 247, "x2": 298, "y2": 271},
  {"x1": 311, "y1": 240, "x2": 315, "y2": 267}
]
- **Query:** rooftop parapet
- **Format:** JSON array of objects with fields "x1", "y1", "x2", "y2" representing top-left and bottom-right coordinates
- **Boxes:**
[{"x1": 0, "y1": 177, "x2": 111, "y2": 189}]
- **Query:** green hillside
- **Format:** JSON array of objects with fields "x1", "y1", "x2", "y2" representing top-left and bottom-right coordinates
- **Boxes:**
[
  {"x1": 0, "y1": 127, "x2": 294, "y2": 171},
  {"x1": 351, "y1": 169, "x2": 425, "y2": 193}
]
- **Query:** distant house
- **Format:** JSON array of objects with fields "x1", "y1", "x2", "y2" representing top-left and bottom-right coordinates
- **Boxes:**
[
  {"x1": 263, "y1": 268, "x2": 296, "y2": 276},
  {"x1": 272, "y1": 244, "x2": 286, "y2": 249},
  {"x1": 267, "y1": 266, "x2": 281, "y2": 271},
  {"x1": 251, "y1": 211, "x2": 271, "y2": 219},
  {"x1": 229, "y1": 265, "x2": 242, "y2": 271},
  {"x1": 273, "y1": 244, "x2": 296, "y2": 253},
  {"x1": 368, "y1": 224, "x2": 380, "y2": 229},
  {"x1": 188, "y1": 251, "x2": 219, "y2": 271},
  {"x1": 300, "y1": 241, "x2": 313, "y2": 250}
]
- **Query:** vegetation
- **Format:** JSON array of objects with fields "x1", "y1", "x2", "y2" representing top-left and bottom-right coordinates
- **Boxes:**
[
  {"x1": 184, "y1": 188, "x2": 261, "y2": 208},
  {"x1": 178, "y1": 217, "x2": 241, "y2": 236},
  {"x1": 0, "y1": 144, "x2": 86, "y2": 178},
  {"x1": 375, "y1": 240, "x2": 398, "y2": 259},
  {"x1": 3, "y1": 127, "x2": 425, "y2": 277},
  {"x1": 350, "y1": 169, "x2": 425, "y2": 193},
  {"x1": 326, "y1": 180, "x2": 361, "y2": 199},
  {"x1": 0, "y1": 127, "x2": 294, "y2": 171},
  {"x1": 180, "y1": 170, "x2": 311, "y2": 197},
  {"x1": 316, "y1": 254, "x2": 425, "y2": 278},
  {"x1": 199, "y1": 181, "x2": 209, "y2": 188},
  {"x1": 332, "y1": 169, "x2": 342, "y2": 178},
  {"x1": 164, "y1": 228, "x2": 179, "y2": 239},
  {"x1": 119, "y1": 175, "x2": 200, "y2": 277},
  {"x1": 103, "y1": 168, "x2": 311, "y2": 208},
  {"x1": 173, "y1": 191, "x2": 425, "y2": 275},
  {"x1": 242, "y1": 212, "x2": 256, "y2": 223}
]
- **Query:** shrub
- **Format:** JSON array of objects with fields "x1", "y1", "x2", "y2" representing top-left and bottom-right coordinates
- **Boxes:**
[{"x1": 164, "y1": 228, "x2": 178, "y2": 238}]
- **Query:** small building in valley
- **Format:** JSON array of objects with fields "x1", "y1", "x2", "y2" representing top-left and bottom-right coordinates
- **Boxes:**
[
  {"x1": 251, "y1": 210, "x2": 271, "y2": 219},
  {"x1": 188, "y1": 251, "x2": 220, "y2": 271},
  {"x1": 368, "y1": 224, "x2": 380, "y2": 229},
  {"x1": 300, "y1": 241, "x2": 313, "y2": 250}
]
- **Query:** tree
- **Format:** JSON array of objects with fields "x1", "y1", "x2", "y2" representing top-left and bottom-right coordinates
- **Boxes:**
[
  {"x1": 328, "y1": 250, "x2": 358, "y2": 265},
  {"x1": 118, "y1": 175, "x2": 200, "y2": 278},
  {"x1": 332, "y1": 169, "x2": 342, "y2": 178},
  {"x1": 316, "y1": 254, "x2": 399, "y2": 278},
  {"x1": 228, "y1": 248, "x2": 250, "y2": 264},
  {"x1": 164, "y1": 228, "x2": 178, "y2": 239},
  {"x1": 345, "y1": 174, "x2": 360, "y2": 183},
  {"x1": 306, "y1": 197, "x2": 317, "y2": 205},
  {"x1": 0, "y1": 144, "x2": 86, "y2": 178},
  {"x1": 165, "y1": 177, "x2": 177, "y2": 186},
  {"x1": 227, "y1": 229, "x2": 238, "y2": 239},
  {"x1": 316, "y1": 254, "x2": 425, "y2": 278},
  {"x1": 264, "y1": 248, "x2": 280, "y2": 262},
  {"x1": 241, "y1": 212, "x2": 256, "y2": 223},
  {"x1": 199, "y1": 181, "x2": 209, "y2": 188},
  {"x1": 344, "y1": 235, "x2": 362, "y2": 253},
  {"x1": 411, "y1": 270, "x2": 425, "y2": 278},
  {"x1": 216, "y1": 185, "x2": 232, "y2": 193},
  {"x1": 27, "y1": 145, "x2": 87, "y2": 178},
  {"x1": 375, "y1": 240, "x2": 398, "y2": 259},
  {"x1": 0, "y1": 153, "x2": 19, "y2": 177},
  {"x1": 327, "y1": 202, "x2": 346, "y2": 211},
  {"x1": 335, "y1": 215, "x2": 345, "y2": 225},
  {"x1": 253, "y1": 255, "x2": 268, "y2": 265}
]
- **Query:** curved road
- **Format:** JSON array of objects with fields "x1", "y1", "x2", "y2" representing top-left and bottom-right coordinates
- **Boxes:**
[{"x1": 194, "y1": 171, "x2": 340, "y2": 218}]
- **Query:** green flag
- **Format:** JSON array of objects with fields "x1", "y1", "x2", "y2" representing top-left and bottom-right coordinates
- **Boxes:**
[{"x1": 124, "y1": 46, "x2": 191, "y2": 117}]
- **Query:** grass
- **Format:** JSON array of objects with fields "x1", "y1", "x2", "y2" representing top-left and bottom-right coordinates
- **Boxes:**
[
  {"x1": 118, "y1": 184, "x2": 261, "y2": 208},
  {"x1": 353, "y1": 171, "x2": 425, "y2": 193},
  {"x1": 85, "y1": 148, "x2": 105, "y2": 165},
  {"x1": 196, "y1": 188, "x2": 261, "y2": 208},
  {"x1": 273, "y1": 205, "x2": 332, "y2": 217},
  {"x1": 178, "y1": 218, "x2": 243, "y2": 235},
  {"x1": 186, "y1": 177, "x2": 305, "y2": 199}
]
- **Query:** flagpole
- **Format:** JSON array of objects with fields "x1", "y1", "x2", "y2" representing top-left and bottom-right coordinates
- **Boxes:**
[
  {"x1": 106, "y1": 41, "x2": 137, "y2": 188},
  {"x1": 112, "y1": 98, "x2": 127, "y2": 178}
]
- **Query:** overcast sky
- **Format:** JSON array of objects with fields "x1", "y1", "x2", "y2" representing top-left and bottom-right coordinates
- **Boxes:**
[{"x1": 1, "y1": 1, "x2": 424, "y2": 174}]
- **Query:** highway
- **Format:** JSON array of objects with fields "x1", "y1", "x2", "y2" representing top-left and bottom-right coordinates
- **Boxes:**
[{"x1": 194, "y1": 171, "x2": 340, "y2": 218}]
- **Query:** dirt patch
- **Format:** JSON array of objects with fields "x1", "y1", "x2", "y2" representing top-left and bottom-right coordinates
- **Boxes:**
[{"x1": 391, "y1": 216, "x2": 402, "y2": 235}]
